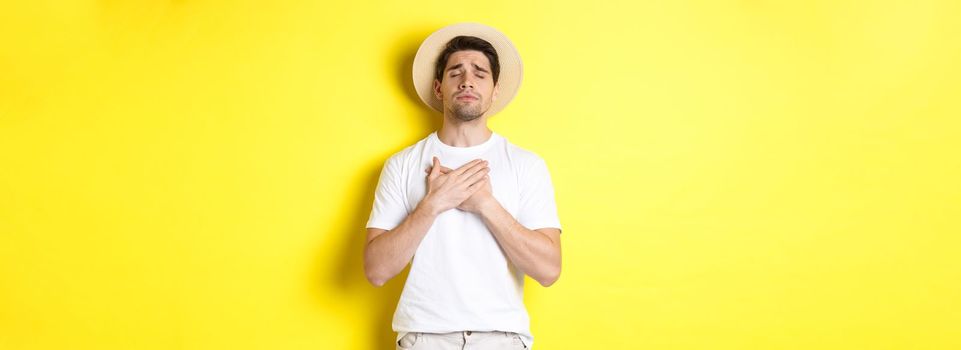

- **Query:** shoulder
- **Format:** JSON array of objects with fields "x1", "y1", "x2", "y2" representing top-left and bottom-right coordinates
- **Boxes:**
[
  {"x1": 383, "y1": 134, "x2": 431, "y2": 168},
  {"x1": 502, "y1": 136, "x2": 548, "y2": 168},
  {"x1": 385, "y1": 144, "x2": 415, "y2": 167}
]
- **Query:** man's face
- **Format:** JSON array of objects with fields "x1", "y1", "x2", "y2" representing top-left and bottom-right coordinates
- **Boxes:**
[{"x1": 433, "y1": 50, "x2": 499, "y2": 122}]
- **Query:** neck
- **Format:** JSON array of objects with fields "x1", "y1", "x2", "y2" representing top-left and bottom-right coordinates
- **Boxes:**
[{"x1": 437, "y1": 113, "x2": 493, "y2": 147}]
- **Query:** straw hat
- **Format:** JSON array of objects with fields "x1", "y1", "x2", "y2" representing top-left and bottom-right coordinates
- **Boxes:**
[{"x1": 411, "y1": 22, "x2": 523, "y2": 117}]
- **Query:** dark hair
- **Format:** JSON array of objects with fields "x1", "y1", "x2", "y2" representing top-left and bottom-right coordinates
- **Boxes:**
[{"x1": 434, "y1": 36, "x2": 500, "y2": 85}]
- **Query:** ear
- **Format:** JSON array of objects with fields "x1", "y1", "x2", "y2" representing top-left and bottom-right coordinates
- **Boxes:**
[
  {"x1": 433, "y1": 79, "x2": 442, "y2": 101},
  {"x1": 492, "y1": 82, "x2": 499, "y2": 103}
]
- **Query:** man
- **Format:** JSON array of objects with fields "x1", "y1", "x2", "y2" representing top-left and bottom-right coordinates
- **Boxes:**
[{"x1": 365, "y1": 23, "x2": 562, "y2": 350}]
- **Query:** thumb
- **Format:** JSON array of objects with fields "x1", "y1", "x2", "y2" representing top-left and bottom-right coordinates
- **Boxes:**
[{"x1": 429, "y1": 156, "x2": 440, "y2": 178}]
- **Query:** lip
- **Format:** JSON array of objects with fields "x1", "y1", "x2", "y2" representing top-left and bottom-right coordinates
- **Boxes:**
[{"x1": 456, "y1": 94, "x2": 478, "y2": 101}]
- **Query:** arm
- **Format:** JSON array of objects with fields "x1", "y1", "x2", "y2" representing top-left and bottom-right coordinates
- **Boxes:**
[
  {"x1": 364, "y1": 157, "x2": 490, "y2": 287},
  {"x1": 364, "y1": 200, "x2": 440, "y2": 287},
  {"x1": 440, "y1": 161, "x2": 563, "y2": 287},
  {"x1": 477, "y1": 200, "x2": 562, "y2": 287}
]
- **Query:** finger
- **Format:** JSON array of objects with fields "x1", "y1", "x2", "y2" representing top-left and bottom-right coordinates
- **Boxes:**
[
  {"x1": 467, "y1": 175, "x2": 489, "y2": 193},
  {"x1": 456, "y1": 160, "x2": 489, "y2": 180},
  {"x1": 425, "y1": 165, "x2": 454, "y2": 174},
  {"x1": 453, "y1": 159, "x2": 487, "y2": 178},
  {"x1": 463, "y1": 166, "x2": 490, "y2": 186},
  {"x1": 452, "y1": 159, "x2": 484, "y2": 175}
]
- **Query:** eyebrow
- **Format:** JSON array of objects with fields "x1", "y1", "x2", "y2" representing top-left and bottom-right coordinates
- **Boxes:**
[{"x1": 446, "y1": 63, "x2": 490, "y2": 74}]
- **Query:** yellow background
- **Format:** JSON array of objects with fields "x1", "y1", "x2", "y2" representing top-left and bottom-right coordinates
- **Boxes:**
[{"x1": 2, "y1": 0, "x2": 959, "y2": 349}]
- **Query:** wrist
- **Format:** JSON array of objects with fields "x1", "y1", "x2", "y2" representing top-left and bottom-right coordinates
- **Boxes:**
[
  {"x1": 477, "y1": 196, "x2": 500, "y2": 216},
  {"x1": 416, "y1": 197, "x2": 442, "y2": 217}
]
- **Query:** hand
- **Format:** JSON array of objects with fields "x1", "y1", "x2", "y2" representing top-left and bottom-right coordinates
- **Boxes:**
[
  {"x1": 422, "y1": 156, "x2": 490, "y2": 215},
  {"x1": 425, "y1": 158, "x2": 494, "y2": 214}
]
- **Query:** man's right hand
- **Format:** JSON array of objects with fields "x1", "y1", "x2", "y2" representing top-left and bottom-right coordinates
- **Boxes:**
[{"x1": 421, "y1": 156, "x2": 489, "y2": 215}]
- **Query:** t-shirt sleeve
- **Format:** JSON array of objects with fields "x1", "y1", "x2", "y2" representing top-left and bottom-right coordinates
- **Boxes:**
[
  {"x1": 366, "y1": 157, "x2": 408, "y2": 230},
  {"x1": 517, "y1": 158, "x2": 562, "y2": 233}
]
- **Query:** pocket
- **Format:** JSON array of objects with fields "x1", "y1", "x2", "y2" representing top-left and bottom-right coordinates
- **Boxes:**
[{"x1": 396, "y1": 332, "x2": 418, "y2": 349}]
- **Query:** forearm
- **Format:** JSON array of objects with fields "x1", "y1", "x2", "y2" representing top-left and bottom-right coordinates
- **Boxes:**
[
  {"x1": 477, "y1": 200, "x2": 561, "y2": 286},
  {"x1": 364, "y1": 200, "x2": 439, "y2": 286}
]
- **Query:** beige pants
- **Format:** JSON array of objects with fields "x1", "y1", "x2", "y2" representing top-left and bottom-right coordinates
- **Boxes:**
[{"x1": 396, "y1": 331, "x2": 528, "y2": 350}]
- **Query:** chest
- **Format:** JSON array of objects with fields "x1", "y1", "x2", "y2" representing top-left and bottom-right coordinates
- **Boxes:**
[{"x1": 403, "y1": 154, "x2": 521, "y2": 217}]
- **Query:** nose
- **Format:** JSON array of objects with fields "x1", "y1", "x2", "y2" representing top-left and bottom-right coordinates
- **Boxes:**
[{"x1": 459, "y1": 78, "x2": 474, "y2": 90}]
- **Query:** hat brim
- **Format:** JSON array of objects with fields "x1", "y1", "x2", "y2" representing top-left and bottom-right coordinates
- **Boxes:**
[{"x1": 412, "y1": 22, "x2": 522, "y2": 117}]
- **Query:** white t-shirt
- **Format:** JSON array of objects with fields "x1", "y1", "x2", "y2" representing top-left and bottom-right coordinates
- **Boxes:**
[{"x1": 366, "y1": 130, "x2": 562, "y2": 349}]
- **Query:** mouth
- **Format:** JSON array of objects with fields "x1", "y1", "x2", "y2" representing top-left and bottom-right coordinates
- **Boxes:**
[{"x1": 456, "y1": 94, "x2": 478, "y2": 101}]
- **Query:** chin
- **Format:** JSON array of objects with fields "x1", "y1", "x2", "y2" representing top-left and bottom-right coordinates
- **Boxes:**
[{"x1": 454, "y1": 113, "x2": 482, "y2": 122}]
